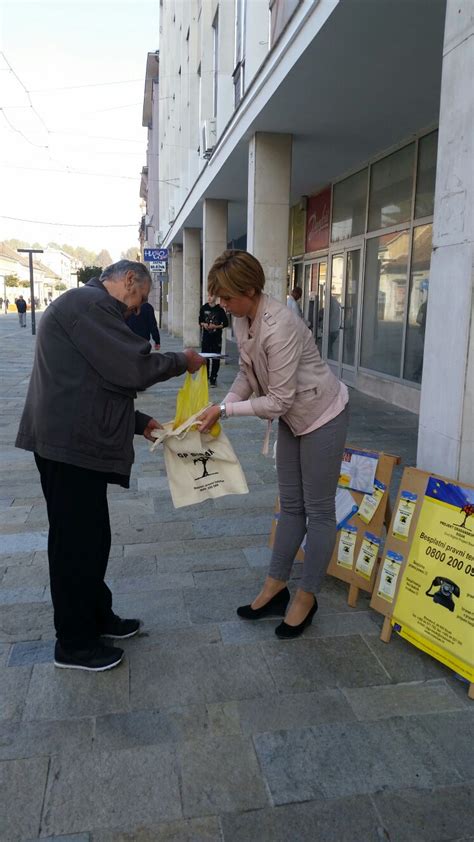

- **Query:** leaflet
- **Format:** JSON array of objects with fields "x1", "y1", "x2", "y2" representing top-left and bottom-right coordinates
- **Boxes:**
[
  {"x1": 337, "y1": 525, "x2": 357, "y2": 569},
  {"x1": 338, "y1": 448, "x2": 378, "y2": 494},
  {"x1": 355, "y1": 531, "x2": 381, "y2": 580},
  {"x1": 392, "y1": 491, "x2": 417, "y2": 541},
  {"x1": 335, "y1": 487, "x2": 359, "y2": 529},
  {"x1": 359, "y1": 479, "x2": 386, "y2": 524},
  {"x1": 377, "y1": 550, "x2": 403, "y2": 603}
]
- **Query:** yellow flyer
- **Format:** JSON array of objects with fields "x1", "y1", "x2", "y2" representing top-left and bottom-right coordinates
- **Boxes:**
[
  {"x1": 392, "y1": 491, "x2": 417, "y2": 540},
  {"x1": 393, "y1": 476, "x2": 474, "y2": 683},
  {"x1": 377, "y1": 550, "x2": 403, "y2": 603},
  {"x1": 355, "y1": 532, "x2": 381, "y2": 580},
  {"x1": 337, "y1": 525, "x2": 357, "y2": 569},
  {"x1": 359, "y1": 479, "x2": 386, "y2": 524}
]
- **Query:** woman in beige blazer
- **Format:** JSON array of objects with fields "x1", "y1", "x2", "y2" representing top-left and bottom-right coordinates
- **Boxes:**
[{"x1": 198, "y1": 250, "x2": 349, "y2": 638}]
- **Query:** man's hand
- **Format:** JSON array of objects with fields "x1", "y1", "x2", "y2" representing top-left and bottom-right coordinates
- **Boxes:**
[
  {"x1": 197, "y1": 405, "x2": 221, "y2": 433},
  {"x1": 154, "y1": 343, "x2": 161, "y2": 350},
  {"x1": 184, "y1": 349, "x2": 206, "y2": 373},
  {"x1": 143, "y1": 418, "x2": 164, "y2": 441}
]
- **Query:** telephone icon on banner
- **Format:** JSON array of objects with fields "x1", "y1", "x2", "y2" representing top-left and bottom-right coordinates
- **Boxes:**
[{"x1": 425, "y1": 577, "x2": 460, "y2": 612}]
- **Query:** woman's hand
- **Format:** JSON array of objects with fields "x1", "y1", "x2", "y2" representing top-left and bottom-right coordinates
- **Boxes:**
[{"x1": 197, "y1": 405, "x2": 222, "y2": 433}]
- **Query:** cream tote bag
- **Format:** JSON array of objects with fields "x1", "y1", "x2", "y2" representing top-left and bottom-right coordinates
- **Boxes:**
[{"x1": 150, "y1": 411, "x2": 249, "y2": 508}]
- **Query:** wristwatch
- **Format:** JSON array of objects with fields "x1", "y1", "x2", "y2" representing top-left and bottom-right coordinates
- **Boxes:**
[{"x1": 219, "y1": 403, "x2": 227, "y2": 420}]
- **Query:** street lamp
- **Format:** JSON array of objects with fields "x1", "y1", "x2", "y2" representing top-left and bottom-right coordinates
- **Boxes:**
[{"x1": 17, "y1": 248, "x2": 43, "y2": 336}]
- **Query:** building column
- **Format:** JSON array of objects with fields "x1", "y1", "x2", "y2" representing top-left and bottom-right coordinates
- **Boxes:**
[
  {"x1": 169, "y1": 245, "x2": 183, "y2": 338},
  {"x1": 203, "y1": 199, "x2": 228, "y2": 300},
  {"x1": 417, "y1": 0, "x2": 474, "y2": 483},
  {"x1": 183, "y1": 228, "x2": 201, "y2": 348},
  {"x1": 247, "y1": 132, "x2": 292, "y2": 301}
]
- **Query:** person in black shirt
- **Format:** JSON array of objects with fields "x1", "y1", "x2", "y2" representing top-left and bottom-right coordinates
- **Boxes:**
[
  {"x1": 126, "y1": 301, "x2": 161, "y2": 349},
  {"x1": 199, "y1": 294, "x2": 228, "y2": 386}
]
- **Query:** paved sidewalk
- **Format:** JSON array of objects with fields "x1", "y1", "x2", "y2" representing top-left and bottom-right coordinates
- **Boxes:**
[{"x1": 0, "y1": 311, "x2": 472, "y2": 842}]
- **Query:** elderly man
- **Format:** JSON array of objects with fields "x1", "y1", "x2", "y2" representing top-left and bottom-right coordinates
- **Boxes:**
[{"x1": 16, "y1": 260, "x2": 204, "y2": 672}]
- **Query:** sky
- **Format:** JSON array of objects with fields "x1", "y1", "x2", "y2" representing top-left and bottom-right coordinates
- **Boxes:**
[{"x1": 0, "y1": 0, "x2": 158, "y2": 260}]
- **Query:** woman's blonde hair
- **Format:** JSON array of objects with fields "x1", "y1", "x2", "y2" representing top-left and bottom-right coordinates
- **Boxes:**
[{"x1": 208, "y1": 250, "x2": 265, "y2": 297}]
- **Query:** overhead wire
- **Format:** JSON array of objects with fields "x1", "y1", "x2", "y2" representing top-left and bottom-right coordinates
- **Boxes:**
[{"x1": 0, "y1": 214, "x2": 138, "y2": 228}]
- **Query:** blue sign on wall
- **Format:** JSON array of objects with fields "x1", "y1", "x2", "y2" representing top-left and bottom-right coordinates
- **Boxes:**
[{"x1": 144, "y1": 248, "x2": 168, "y2": 262}]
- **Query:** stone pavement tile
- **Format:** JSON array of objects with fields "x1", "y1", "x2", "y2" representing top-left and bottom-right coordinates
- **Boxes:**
[
  {"x1": 344, "y1": 679, "x2": 466, "y2": 719},
  {"x1": 92, "y1": 816, "x2": 221, "y2": 842},
  {"x1": 411, "y1": 711, "x2": 474, "y2": 780},
  {"x1": 41, "y1": 745, "x2": 182, "y2": 836},
  {"x1": 26, "y1": 835, "x2": 90, "y2": 842},
  {"x1": 108, "y1": 496, "x2": 155, "y2": 516},
  {"x1": 123, "y1": 622, "x2": 221, "y2": 652},
  {"x1": 106, "y1": 556, "x2": 157, "y2": 578},
  {"x1": 137, "y1": 475, "x2": 170, "y2": 491},
  {"x1": 363, "y1": 631, "x2": 451, "y2": 682},
  {"x1": 183, "y1": 534, "x2": 268, "y2": 553},
  {"x1": 0, "y1": 585, "x2": 46, "y2": 604},
  {"x1": 8, "y1": 638, "x2": 54, "y2": 666},
  {"x1": 219, "y1": 611, "x2": 381, "y2": 645},
  {"x1": 113, "y1": 520, "x2": 194, "y2": 545},
  {"x1": 23, "y1": 661, "x2": 130, "y2": 721},
  {"x1": 444, "y1": 673, "x2": 474, "y2": 708},
  {"x1": 183, "y1": 583, "x2": 273, "y2": 624},
  {"x1": 0, "y1": 664, "x2": 31, "y2": 720},
  {"x1": 0, "y1": 530, "x2": 48, "y2": 553},
  {"x1": 0, "y1": 716, "x2": 93, "y2": 760},
  {"x1": 1, "y1": 561, "x2": 49, "y2": 588},
  {"x1": 107, "y1": 572, "x2": 194, "y2": 593},
  {"x1": 261, "y1": 635, "x2": 390, "y2": 692},
  {"x1": 0, "y1": 642, "x2": 10, "y2": 665},
  {"x1": 192, "y1": 513, "x2": 270, "y2": 538},
  {"x1": 0, "y1": 756, "x2": 49, "y2": 841},
  {"x1": 94, "y1": 705, "x2": 209, "y2": 751},
  {"x1": 192, "y1": 567, "x2": 262, "y2": 589},
  {"x1": 112, "y1": 587, "x2": 190, "y2": 632},
  {"x1": 130, "y1": 643, "x2": 275, "y2": 709},
  {"x1": 372, "y1": 783, "x2": 474, "y2": 842},
  {"x1": 220, "y1": 796, "x2": 383, "y2": 842},
  {"x1": 178, "y1": 734, "x2": 269, "y2": 817},
  {"x1": 0, "y1": 601, "x2": 54, "y2": 642},
  {"x1": 244, "y1": 545, "x2": 272, "y2": 568},
  {"x1": 207, "y1": 687, "x2": 355, "y2": 736},
  {"x1": 213, "y1": 486, "x2": 277, "y2": 509},
  {"x1": 156, "y1": 548, "x2": 249, "y2": 575},
  {"x1": 255, "y1": 715, "x2": 463, "y2": 804},
  {"x1": 0, "y1": 550, "x2": 34, "y2": 567},
  {"x1": 0, "y1": 496, "x2": 14, "y2": 510},
  {"x1": 0, "y1": 504, "x2": 32, "y2": 525},
  {"x1": 124, "y1": 540, "x2": 185, "y2": 559}
]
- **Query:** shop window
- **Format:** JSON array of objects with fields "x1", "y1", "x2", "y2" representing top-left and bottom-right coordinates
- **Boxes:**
[
  {"x1": 415, "y1": 131, "x2": 438, "y2": 219},
  {"x1": 368, "y1": 144, "x2": 415, "y2": 231},
  {"x1": 360, "y1": 232, "x2": 409, "y2": 377},
  {"x1": 403, "y1": 224, "x2": 432, "y2": 383},
  {"x1": 331, "y1": 169, "x2": 367, "y2": 242}
]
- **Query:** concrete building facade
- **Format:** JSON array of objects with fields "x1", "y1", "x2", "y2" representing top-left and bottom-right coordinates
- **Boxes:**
[{"x1": 140, "y1": 0, "x2": 474, "y2": 483}]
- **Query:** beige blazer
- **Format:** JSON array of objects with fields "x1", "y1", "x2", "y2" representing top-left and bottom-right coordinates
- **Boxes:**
[{"x1": 229, "y1": 294, "x2": 340, "y2": 435}]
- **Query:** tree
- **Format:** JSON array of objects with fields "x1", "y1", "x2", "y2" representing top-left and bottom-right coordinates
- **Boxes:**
[
  {"x1": 54, "y1": 282, "x2": 68, "y2": 291},
  {"x1": 96, "y1": 249, "x2": 113, "y2": 269},
  {"x1": 121, "y1": 246, "x2": 141, "y2": 261},
  {"x1": 5, "y1": 274, "x2": 20, "y2": 287},
  {"x1": 77, "y1": 266, "x2": 102, "y2": 285}
]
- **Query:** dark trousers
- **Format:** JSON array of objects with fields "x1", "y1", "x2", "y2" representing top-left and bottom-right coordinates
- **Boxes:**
[
  {"x1": 35, "y1": 454, "x2": 114, "y2": 649},
  {"x1": 201, "y1": 332, "x2": 221, "y2": 382},
  {"x1": 205, "y1": 358, "x2": 220, "y2": 382}
]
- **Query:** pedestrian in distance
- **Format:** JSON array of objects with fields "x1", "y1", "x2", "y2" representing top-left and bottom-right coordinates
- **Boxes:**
[
  {"x1": 199, "y1": 293, "x2": 228, "y2": 386},
  {"x1": 287, "y1": 285, "x2": 304, "y2": 319},
  {"x1": 16, "y1": 260, "x2": 205, "y2": 672},
  {"x1": 4, "y1": 297, "x2": 9, "y2": 314},
  {"x1": 126, "y1": 300, "x2": 161, "y2": 349},
  {"x1": 15, "y1": 295, "x2": 27, "y2": 327},
  {"x1": 198, "y1": 251, "x2": 349, "y2": 639}
]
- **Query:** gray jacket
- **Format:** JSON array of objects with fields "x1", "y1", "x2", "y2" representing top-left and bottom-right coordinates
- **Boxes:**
[{"x1": 16, "y1": 278, "x2": 188, "y2": 476}]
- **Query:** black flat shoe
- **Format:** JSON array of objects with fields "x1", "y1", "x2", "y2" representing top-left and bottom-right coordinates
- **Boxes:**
[
  {"x1": 237, "y1": 587, "x2": 290, "y2": 620},
  {"x1": 275, "y1": 597, "x2": 318, "y2": 639}
]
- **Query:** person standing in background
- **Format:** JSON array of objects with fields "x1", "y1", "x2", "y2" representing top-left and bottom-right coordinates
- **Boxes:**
[
  {"x1": 16, "y1": 295, "x2": 27, "y2": 327},
  {"x1": 287, "y1": 286, "x2": 304, "y2": 319},
  {"x1": 199, "y1": 294, "x2": 228, "y2": 386},
  {"x1": 126, "y1": 300, "x2": 161, "y2": 349}
]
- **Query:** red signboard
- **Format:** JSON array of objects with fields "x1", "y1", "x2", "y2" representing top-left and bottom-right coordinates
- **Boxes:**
[{"x1": 305, "y1": 187, "x2": 331, "y2": 253}]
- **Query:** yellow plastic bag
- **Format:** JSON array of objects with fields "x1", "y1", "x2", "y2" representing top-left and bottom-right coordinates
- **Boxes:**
[{"x1": 173, "y1": 366, "x2": 220, "y2": 437}]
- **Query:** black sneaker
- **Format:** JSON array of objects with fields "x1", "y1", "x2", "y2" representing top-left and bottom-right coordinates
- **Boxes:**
[
  {"x1": 210, "y1": 380, "x2": 217, "y2": 387},
  {"x1": 100, "y1": 616, "x2": 141, "y2": 639},
  {"x1": 54, "y1": 642, "x2": 124, "y2": 671}
]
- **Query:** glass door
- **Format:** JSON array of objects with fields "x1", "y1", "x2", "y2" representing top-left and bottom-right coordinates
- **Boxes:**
[
  {"x1": 303, "y1": 259, "x2": 327, "y2": 354},
  {"x1": 326, "y1": 248, "x2": 361, "y2": 383}
]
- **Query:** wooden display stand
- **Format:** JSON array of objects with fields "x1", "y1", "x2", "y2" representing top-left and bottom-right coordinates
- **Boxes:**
[
  {"x1": 269, "y1": 447, "x2": 400, "y2": 607},
  {"x1": 370, "y1": 466, "x2": 474, "y2": 700}
]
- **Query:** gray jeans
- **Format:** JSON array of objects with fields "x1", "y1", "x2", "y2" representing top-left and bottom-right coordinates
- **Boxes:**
[{"x1": 269, "y1": 405, "x2": 349, "y2": 594}]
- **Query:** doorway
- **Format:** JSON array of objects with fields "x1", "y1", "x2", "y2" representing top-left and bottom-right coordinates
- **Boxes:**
[
  {"x1": 326, "y1": 247, "x2": 361, "y2": 383},
  {"x1": 303, "y1": 258, "x2": 327, "y2": 355}
]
